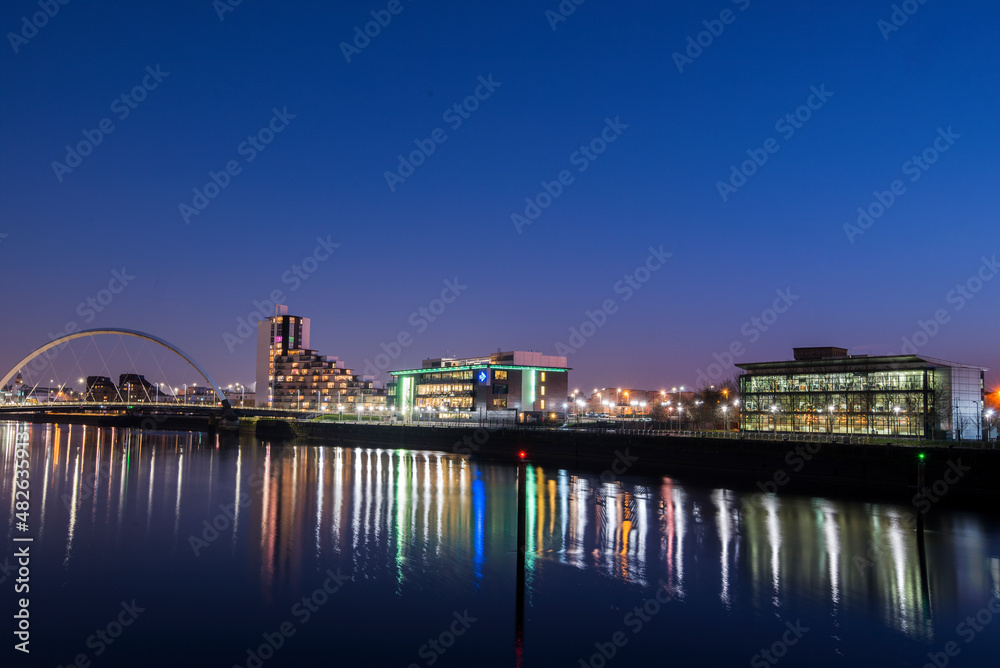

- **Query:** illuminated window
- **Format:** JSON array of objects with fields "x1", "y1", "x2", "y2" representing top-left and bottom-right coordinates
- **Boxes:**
[
  {"x1": 494, "y1": 370, "x2": 507, "y2": 381},
  {"x1": 540, "y1": 372, "x2": 546, "y2": 382},
  {"x1": 540, "y1": 399, "x2": 545, "y2": 409},
  {"x1": 540, "y1": 386, "x2": 545, "y2": 396}
]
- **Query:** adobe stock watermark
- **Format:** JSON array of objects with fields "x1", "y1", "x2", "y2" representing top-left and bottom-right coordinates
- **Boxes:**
[
  {"x1": 213, "y1": 0, "x2": 244, "y2": 21},
  {"x1": 7, "y1": 0, "x2": 71, "y2": 54},
  {"x1": 843, "y1": 126, "x2": 959, "y2": 243},
  {"x1": 340, "y1": 0, "x2": 415, "y2": 63},
  {"x1": 921, "y1": 595, "x2": 1000, "y2": 668},
  {"x1": 384, "y1": 75, "x2": 501, "y2": 192},
  {"x1": 361, "y1": 278, "x2": 467, "y2": 377},
  {"x1": 407, "y1": 610, "x2": 477, "y2": 668},
  {"x1": 222, "y1": 235, "x2": 339, "y2": 353},
  {"x1": 511, "y1": 116, "x2": 628, "y2": 234},
  {"x1": 51, "y1": 65, "x2": 169, "y2": 182},
  {"x1": 750, "y1": 620, "x2": 810, "y2": 667},
  {"x1": 233, "y1": 569, "x2": 350, "y2": 668},
  {"x1": 554, "y1": 245, "x2": 671, "y2": 355},
  {"x1": 746, "y1": 442, "x2": 823, "y2": 510},
  {"x1": 672, "y1": 0, "x2": 751, "y2": 73},
  {"x1": 716, "y1": 85, "x2": 833, "y2": 202},
  {"x1": 855, "y1": 459, "x2": 970, "y2": 573},
  {"x1": 596, "y1": 450, "x2": 639, "y2": 484},
  {"x1": 179, "y1": 107, "x2": 296, "y2": 224},
  {"x1": 694, "y1": 288, "x2": 799, "y2": 387},
  {"x1": 545, "y1": 0, "x2": 588, "y2": 31},
  {"x1": 189, "y1": 472, "x2": 265, "y2": 556},
  {"x1": 22, "y1": 268, "x2": 136, "y2": 379},
  {"x1": 578, "y1": 580, "x2": 680, "y2": 667},
  {"x1": 877, "y1": 0, "x2": 931, "y2": 41},
  {"x1": 54, "y1": 600, "x2": 145, "y2": 668},
  {"x1": 898, "y1": 254, "x2": 997, "y2": 355}
]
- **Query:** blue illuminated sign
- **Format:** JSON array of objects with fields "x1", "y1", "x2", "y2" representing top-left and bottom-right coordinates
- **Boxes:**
[{"x1": 477, "y1": 370, "x2": 488, "y2": 384}]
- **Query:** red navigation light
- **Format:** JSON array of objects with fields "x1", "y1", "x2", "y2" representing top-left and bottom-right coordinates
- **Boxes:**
[{"x1": 518, "y1": 451, "x2": 527, "y2": 459}]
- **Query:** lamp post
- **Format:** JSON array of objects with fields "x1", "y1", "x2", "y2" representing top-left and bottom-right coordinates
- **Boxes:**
[
  {"x1": 722, "y1": 405, "x2": 728, "y2": 433},
  {"x1": 985, "y1": 409, "x2": 995, "y2": 443},
  {"x1": 577, "y1": 398, "x2": 585, "y2": 427},
  {"x1": 893, "y1": 406, "x2": 901, "y2": 438},
  {"x1": 770, "y1": 405, "x2": 778, "y2": 433}
]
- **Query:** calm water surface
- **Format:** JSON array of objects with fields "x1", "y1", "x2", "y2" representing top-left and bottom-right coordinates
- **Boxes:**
[{"x1": 2, "y1": 422, "x2": 999, "y2": 667}]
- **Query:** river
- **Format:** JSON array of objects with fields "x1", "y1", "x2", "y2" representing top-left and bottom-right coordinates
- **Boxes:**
[{"x1": 2, "y1": 422, "x2": 999, "y2": 667}]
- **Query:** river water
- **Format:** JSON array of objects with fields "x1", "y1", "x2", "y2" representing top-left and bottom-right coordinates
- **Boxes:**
[{"x1": 2, "y1": 422, "x2": 999, "y2": 667}]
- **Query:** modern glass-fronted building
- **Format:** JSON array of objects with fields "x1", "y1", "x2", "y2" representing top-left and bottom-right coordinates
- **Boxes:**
[
  {"x1": 737, "y1": 347, "x2": 987, "y2": 439},
  {"x1": 389, "y1": 351, "x2": 569, "y2": 423}
]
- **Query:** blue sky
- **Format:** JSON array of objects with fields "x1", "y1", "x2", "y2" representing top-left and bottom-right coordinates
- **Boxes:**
[{"x1": 1, "y1": 0, "x2": 997, "y2": 394}]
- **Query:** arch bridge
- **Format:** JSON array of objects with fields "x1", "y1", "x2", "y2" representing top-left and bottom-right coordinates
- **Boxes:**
[{"x1": 0, "y1": 328, "x2": 232, "y2": 410}]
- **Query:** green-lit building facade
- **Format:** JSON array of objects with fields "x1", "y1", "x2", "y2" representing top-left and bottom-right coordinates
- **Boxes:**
[
  {"x1": 389, "y1": 351, "x2": 569, "y2": 424},
  {"x1": 737, "y1": 347, "x2": 987, "y2": 439}
]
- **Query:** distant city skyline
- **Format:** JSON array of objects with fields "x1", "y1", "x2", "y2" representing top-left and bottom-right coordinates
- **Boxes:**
[{"x1": 2, "y1": 1, "x2": 997, "y2": 397}]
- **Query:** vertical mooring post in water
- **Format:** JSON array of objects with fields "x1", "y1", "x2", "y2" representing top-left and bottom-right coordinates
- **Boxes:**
[
  {"x1": 515, "y1": 451, "x2": 527, "y2": 665},
  {"x1": 916, "y1": 452, "x2": 926, "y2": 533},
  {"x1": 916, "y1": 452, "x2": 931, "y2": 612}
]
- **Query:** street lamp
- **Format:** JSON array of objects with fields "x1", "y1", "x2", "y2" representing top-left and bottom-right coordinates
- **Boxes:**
[
  {"x1": 576, "y1": 398, "x2": 585, "y2": 426},
  {"x1": 893, "y1": 406, "x2": 901, "y2": 437},
  {"x1": 722, "y1": 405, "x2": 728, "y2": 432},
  {"x1": 770, "y1": 405, "x2": 778, "y2": 433}
]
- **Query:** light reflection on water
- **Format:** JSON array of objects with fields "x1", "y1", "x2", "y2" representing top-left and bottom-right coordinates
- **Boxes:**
[{"x1": 3, "y1": 423, "x2": 1000, "y2": 666}]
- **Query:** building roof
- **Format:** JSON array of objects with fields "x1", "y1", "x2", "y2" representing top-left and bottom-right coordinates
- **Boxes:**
[{"x1": 737, "y1": 353, "x2": 988, "y2": 374}]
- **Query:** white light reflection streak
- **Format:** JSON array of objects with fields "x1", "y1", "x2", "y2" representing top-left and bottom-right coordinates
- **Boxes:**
[
  {"x1": 173, "y1": 452, "x2": 184, "y2": 544},
  {"x1": 573, "y1": 477, "x2": 587, "y2": 569},
  {"x1": 764, "y1": 494, "x2": 781, "y2": 607},
  {"x1": 64, "y1": 451, "x2": 81, "y2": 566},
  {"x1": 315, "y1": 448, "x2": 324, "y2": 556},
  {"x1": 887, "y1": 510, "x2": 910, "y2": 634},
  {"x1": 423, "y1": 454, "x2": 431, "y2": 551},
  {"x1": 363, "y1": 450, "x2": 373, "y2": 546},
  {"x1": 374, "y1": 449, "x2": 383, "y2": 546},
  {"x1": 673, "y1": 486, "x2": 686, "y2": 592},
  {"x1": 147, "y1": 446, "x2": 156, "y2": 534},
  {"x1": 233, "y1": 447, "x2": 242, "y2": 551},
  {"x1": 352, "y1": 450, "x2": 362, "y2": 555},
  {"x1": 821, "y1": 501, "x2": 840, "y2": 606},
  {"x1": 332, "y1": 449, "x2": 344, "y2": 549},
  {"x1": 713, "y1": 489, "x2": 732, "y2": 608},
  {"x1": 435, "y1": 455, "x2": 444, "y2": 554}
]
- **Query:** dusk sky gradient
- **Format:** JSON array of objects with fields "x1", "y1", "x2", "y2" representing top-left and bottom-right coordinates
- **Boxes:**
[{"x1": 1, "y1": 0, "x2": 997, "y2": 395}]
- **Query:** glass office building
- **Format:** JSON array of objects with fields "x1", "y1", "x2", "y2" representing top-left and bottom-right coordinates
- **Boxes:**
[
  {"x1": 737, "y1": 347, "x2": 987, "y2": 439},
  {"x1": 390, "y1": 351, "x2": 569, "y2": 423}
]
